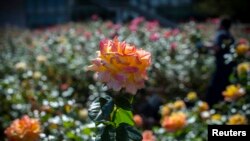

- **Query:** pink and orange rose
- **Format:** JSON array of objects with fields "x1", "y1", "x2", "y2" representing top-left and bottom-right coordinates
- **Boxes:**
[{"x1": 87, "y1": 37, "x2": 151, "y2": 94}]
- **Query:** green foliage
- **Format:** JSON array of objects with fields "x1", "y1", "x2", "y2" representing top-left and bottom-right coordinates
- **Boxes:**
[
  {"x1": 88, "y1": 93, "x2": 138, "y2": 140},
  {"x1": 113, "y1": 108, "x2": 134, "y2": 127}
]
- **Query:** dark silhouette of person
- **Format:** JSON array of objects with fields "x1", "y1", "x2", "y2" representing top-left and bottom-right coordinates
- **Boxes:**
[{"x1": 205, "y1": 17, "x2": 235, "y2": 106}]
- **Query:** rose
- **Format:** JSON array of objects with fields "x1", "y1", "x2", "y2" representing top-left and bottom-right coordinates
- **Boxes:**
[
  {"x1": 87, "y1": 37, "x2": 151, "y2": 94},
  {"x1": 5, "y1": 115, "x2": 41, "y2": 141}
]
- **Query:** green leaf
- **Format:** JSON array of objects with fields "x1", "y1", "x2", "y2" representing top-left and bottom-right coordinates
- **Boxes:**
[
  {"x1": 88, "y1": 94, "x2": 114, "y2": 122},
  {"x1": 100, "y1": 95, "x2": 114, "y2": 118},
  {"x1": 113, "y1": 107, "x2": 134, "y2": 126},
  {"x1": 66, "y1": 131, "x2": 75, "y2": 138},
  {"x1": 82, "y1": 128, "x2": 92, "y2": 135},
  {"x1": 63, "y1": 121, "x2": 75, "y2": 128},
  {"x1": 116, "y1": 123, "x2": 142, "y2": 141}
]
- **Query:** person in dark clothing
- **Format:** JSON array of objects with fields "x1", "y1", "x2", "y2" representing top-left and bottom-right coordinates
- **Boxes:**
[{"x1": 205, "y1": 17, "x2": 235, "y2": 106}]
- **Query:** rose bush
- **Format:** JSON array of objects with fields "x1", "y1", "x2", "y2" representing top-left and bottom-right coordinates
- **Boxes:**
[{"x1": 0, "y1": 17, "x2": 249, "y2": 140}]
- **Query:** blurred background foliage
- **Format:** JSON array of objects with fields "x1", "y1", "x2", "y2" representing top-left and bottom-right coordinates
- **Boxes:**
[{"x1": 0, "y1": 0, "x2": 250, "y2": 140}]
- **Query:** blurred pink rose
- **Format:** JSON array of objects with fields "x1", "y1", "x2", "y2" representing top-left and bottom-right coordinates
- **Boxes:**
[
  {"x1": 84, "y1": 31, "x2": 92, "y2": 40},
  {"x1": 142, "y1": 130, "x2": 156, "y2": 141},
  {"x1": 170, "y1": 42, "x2": 178, "y2": 51},
  {"x1": 146, "y1": 20, "x2": 159, "y2": 31},
  {"x1": 129, "y1": 24, "x2": 138, "y2": 32},
  {"x1": 172, "y1": 28, "x2": 180, "y2": 36},
  {"x1": 149, "y1": 32, "x2": 160, "y2": 41}
]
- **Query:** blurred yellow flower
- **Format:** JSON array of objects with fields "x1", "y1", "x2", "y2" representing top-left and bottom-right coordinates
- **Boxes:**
[
  {"x1": 222, "y1": 85, "x2": 245, "y2": 102},
  {"x1": 64, "y1": 104, "x2": 72, "y2": 113},
  {"x1": 36, "y1": 55, "x2": 47, "y2": 63},
  {"x1": 237, "y1": 62, "x2": 250, "y2": 76},
  {"x1": 5, "y1": 115, "x2": 41, "y2": 141},
  {"x1": 15, "y1": 62, "x2": 27, "y2": 71},
  {"x1": 173, "y1": 100, "x2": 186, "y2": 110},
  {"x1": 198, "y1": 101, "x2": 209, "y2": 112},
  {"x1": 161, "y1": 112, "x2": 186, "y2": 132},
  {"x1": 227, "y1": 114, "x2": 248, "y2": 125},
  {"x1": 87, "y1": 37, "x2": 151, "y2": 94},
  {"x1": 211, "y1": 114, "x2": 222, "y2": 121},
  {"x1": 78, "y1": 108, "x2": 88, "y2": 120},
  {"x1": 186, "y1": 92, "x2": 197, "y2": 101},
  {"x1": 236, "y1": 44, "x2": 249, "y2": 55},
  {"x1": 33, "y1": 71, "x2": 42, "y2": 79},
  {"x1": 160, "y1": 104, "x2": 171, "y2": 116}
]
